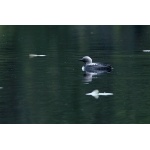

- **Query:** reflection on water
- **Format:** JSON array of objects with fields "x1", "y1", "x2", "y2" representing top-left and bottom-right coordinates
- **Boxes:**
[
  {"x1": 86, "y1": 89, "x2": 113, "y2": 99},
  {"x1": 29, "y1": 54, "x2": 47, "y2": 58},
  {"x1": 143, "y1": 50, "x2": 150, "y2": 52},
  {"x1": 82, "y1": 70, "x2": 112, "y2": 83},
  {"x1": 0, "y1": 25, "x2": 150, "y2": 123}
]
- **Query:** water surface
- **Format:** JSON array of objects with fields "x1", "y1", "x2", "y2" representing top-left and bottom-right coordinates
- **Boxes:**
[{"x1": 0, "y1": 25, "x2": 150, "y2": 123}]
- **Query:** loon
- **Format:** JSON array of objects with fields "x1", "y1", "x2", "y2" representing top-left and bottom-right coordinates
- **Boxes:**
[{"x1": 79, "y1": 56, "x2": 113, "y2": 73}]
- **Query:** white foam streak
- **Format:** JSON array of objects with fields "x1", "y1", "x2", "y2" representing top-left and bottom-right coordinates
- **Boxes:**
[
  {"x1": 29, "y1": 54, "x2": 46, "y2": 58},
  {"x1": 86, "y1": 89, "x2": 113, "y2": 99}
]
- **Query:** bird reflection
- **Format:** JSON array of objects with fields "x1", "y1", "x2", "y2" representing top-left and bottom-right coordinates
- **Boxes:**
[{"x1": 82, "y1": 69, "x2": 112, "y2": 83}]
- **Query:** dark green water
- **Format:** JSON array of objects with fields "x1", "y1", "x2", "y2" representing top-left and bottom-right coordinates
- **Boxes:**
[{"x1": 0, "y1": 25, "x2": 150, "y2": 123}]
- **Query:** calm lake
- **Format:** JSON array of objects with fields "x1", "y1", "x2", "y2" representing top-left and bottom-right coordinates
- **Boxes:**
[{"x1": 0, "y1": 25, "x2": 150, "y2": 123}]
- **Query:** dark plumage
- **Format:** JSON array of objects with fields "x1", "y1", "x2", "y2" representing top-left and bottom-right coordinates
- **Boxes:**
[{"x1": 79, "y1": 56, "x2": 113, "y2": 73}]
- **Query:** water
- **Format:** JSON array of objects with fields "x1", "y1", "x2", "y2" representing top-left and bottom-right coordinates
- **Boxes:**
[{"x1": 0, "y1": 25, "x2": 150, "y2": 123}]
